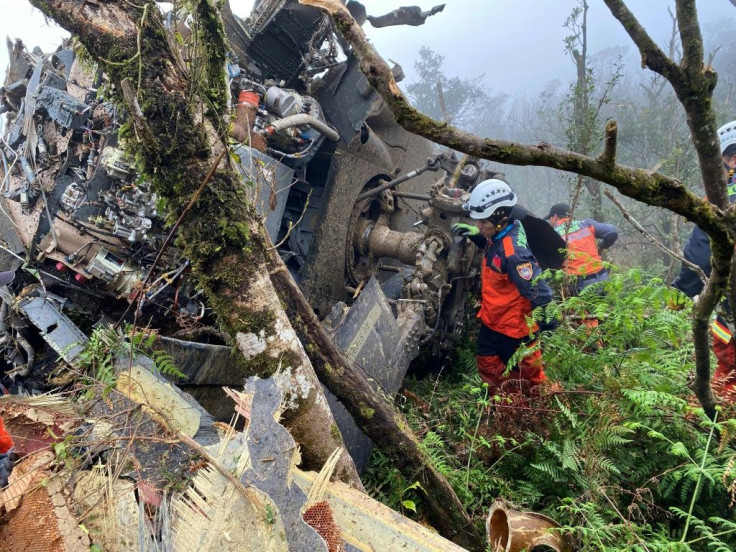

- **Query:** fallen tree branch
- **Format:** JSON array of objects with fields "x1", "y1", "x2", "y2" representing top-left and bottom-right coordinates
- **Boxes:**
[
  {"x1": 604, "y1": 189, "x2": 707, "y2": 283},
  {"x1": 301, "y1": 0, "x2": 725, "y2": 419},
  {"x1": 266, "y1": 246, "x2": 485, "y2": 551}
]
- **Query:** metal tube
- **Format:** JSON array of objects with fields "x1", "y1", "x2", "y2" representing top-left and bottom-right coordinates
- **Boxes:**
[
  {"x1": 362, "y1": 223, "x2": 423, "y2": 265},
  {"x1": 390, "y1": 191, "x2": 431, "y2": 201},
  {"x1": 356, "y1": 169, "x2": 425, "y2": 201},
  {"x1": 267, "y1": 113, "x2": 340, "y2": 142}
]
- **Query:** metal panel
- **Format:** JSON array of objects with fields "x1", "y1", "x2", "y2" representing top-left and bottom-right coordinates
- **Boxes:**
[
  {"x1": 234, "y1": 146, "x2": 294, "y2": 242},
  {"x1": 18, "y1": 294, "x2": 87, "y2": 363}
]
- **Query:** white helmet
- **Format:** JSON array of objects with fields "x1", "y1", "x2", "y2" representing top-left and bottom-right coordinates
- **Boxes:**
[
  {"x1": 718, "y1": 120, "x2": 736, "y2": 154},
  {"x1": 464, "y1": 179, "x2": 517, "y2": 220}
]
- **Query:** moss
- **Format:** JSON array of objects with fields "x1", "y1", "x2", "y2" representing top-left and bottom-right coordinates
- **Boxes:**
[
  {"x1": 243, "y1": 351, "x2": 282, "y2": 379},
  {"x1": 280, "y1": 349, "x2": 303, "y2": 371},
  {"x1": 241, "y1": 348, "x2": 302, "y2": 379},
  {"x1": 193, "y1": 1, "x2": 230, "y2": 115},
  {"x1": 210, "y1": 297, "x2": 276, "y2": 339},
  {"x1": 330, "y1": 423, "x2": 343, "y2": 444},
  {"x1": 359, "y1": 403, "x2": 375, "y2": 420}
]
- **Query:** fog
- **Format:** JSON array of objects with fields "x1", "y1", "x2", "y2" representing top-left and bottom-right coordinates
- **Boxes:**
[
  {"x1": 0, "y1": 1, "x2": 730, "y2": 99},
  {"x1": 347, "y1": 1, "x2": 728, "y2": 96}
]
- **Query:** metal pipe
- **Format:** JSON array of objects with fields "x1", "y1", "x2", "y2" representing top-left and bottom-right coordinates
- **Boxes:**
[
  {"x1": 266, "y1": 113, "x2": 339, "y2": 142},
  {"x1": 486, "y1": 500, "x2": 572, "y2": 552},
  {"x1": 357, "y1": 155, "x2": 444, "y2": 202},
  {"x1": 13, "y1": 334, "x2": 34, "y2": 379},
  {"x1": 0, "y1": 300, "x2": 8, "y2": 335},
  {"x1": 19, "y1": 154, "x2": 36, "y2": 184},
  {"x1": 359, "y1": 223, "x2": 423, "y2": 265},
  {"x1": 357, "y1": 168, "x2": 428, "y2": 202},
  {"x1": 0, "y1": 149, "x2": 9, "y2": 194},
  {"x1": 390, "y1": 191, "x2": 431, "y2": 201}
]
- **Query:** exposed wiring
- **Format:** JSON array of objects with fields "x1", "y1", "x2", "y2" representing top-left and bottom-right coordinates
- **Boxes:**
[{"x1": 268, "y1": 188, "x2": 312, "y2": 250}]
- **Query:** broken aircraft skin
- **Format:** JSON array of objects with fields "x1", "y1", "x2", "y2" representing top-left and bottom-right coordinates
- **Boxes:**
[{"x1": 0, "y1": 1, "x2": 564, "y2": 467}]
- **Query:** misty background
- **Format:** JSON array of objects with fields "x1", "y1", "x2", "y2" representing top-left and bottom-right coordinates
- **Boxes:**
[
  {"x1": 2, "y1": 2, "x2": 728, "y2": 105},
  {"x1": 1, "y1": 0, "x2": 735, "y2": 276}
]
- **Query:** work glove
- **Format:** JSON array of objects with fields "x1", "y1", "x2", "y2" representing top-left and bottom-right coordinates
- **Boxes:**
[
  {"x1": 537, "y1": 318, "x2": 559, "y2": 333},
  {"x1": 536, "y1": 303, "x2": 560, "y2": 334},
  {"x1": 451, "y1": 223, "x2": 479, "y2": 237}
]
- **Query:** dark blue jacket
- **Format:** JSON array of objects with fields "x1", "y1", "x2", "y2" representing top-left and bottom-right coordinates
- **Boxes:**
[{"x1": 673, "y1": 168, "x2": 736, "y2": 298}]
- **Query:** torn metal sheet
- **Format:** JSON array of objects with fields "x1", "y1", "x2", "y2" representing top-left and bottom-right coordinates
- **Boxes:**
[
  {"x1": 241, "y1": 377, "x2": 328, "y2": 552},
  {"x1": 17, "y1": 293, "x2": 87, "y2": 363},
  {"x1": 332, "y1": 277, "x2": 400, "y2": 392},
  {"x1": 116, "y1": 364, "x2": 201, "y2": 438},
  {"x1": 156, "y1": 336, "x2": 235, "y2": 386},
  {"x1": 72, "y1": 471, "x2": 139, "y2": 552},
  {"x1": 324, "y1": 277, "x2": 403, "y2": 471},
  {"x1": 233, "y1": 146, "x2": 294, "y2": 243},
  {"x1": 294, "y1": 469, "x2": 467, "y2": 552}
]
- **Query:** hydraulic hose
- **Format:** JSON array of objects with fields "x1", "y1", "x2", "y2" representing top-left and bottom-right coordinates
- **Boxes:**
[{"x1": 265, "y1": 114, "x2": 340, "y2": 142}]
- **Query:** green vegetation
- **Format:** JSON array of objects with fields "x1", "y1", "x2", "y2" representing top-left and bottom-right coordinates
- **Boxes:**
[
  {"x1": 76, "y1": 323, "x2": 187, "y2": 386},
  {"x1": 364, "y1": 268, "x2": 736, "y2": 551}
]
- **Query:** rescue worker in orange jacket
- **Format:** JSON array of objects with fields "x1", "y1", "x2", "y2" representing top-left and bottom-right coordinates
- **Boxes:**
[
  {"x1": 673, "y1": 120, "x2": 736, "y2": 392},
  {"x1": 453, "y1": 179, "x2": 557, "y2": 393},
  {"x1": 544, "y1": 203, "x2": 618, "y2": 295},
  {"x1": 0, "y1": 270, "x2": 15, "y2": 486},
  {"x1": 0, "y1": 416, "x2": 13, "y2": 487}
]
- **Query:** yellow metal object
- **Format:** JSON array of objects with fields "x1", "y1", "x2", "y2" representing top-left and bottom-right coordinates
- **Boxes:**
[{"x1": 486, "y1": 500, "x2": 573, "y2": 552}]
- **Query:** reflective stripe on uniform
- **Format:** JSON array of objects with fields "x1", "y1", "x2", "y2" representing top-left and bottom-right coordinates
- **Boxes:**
[{"x1": 712, "y1": 318, "x2": 733, "y2": 344}]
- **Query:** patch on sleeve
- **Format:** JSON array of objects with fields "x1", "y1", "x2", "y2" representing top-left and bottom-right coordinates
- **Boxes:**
[{"x1": 516, "y1": 262, "x2": 533, "y2": 280}]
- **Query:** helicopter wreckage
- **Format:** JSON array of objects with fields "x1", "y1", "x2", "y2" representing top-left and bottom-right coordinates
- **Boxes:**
[{"x1": 0, "y1": 0, "x2": 564, "y2": 469}]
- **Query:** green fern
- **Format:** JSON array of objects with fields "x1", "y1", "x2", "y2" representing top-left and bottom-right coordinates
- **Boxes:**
[{"x1": 77, "y1": 324, "x2": 187, "y2": 385}]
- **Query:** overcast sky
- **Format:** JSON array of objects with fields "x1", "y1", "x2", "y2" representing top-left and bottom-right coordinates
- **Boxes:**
[{"x1": 0, "y1": 1, "x2": 730, "y2": 97}]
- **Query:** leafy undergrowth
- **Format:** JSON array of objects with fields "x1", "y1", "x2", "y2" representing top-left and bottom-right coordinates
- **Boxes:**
[{"x1": 364, "y1": 268, "x2": 736, "y2": 551}]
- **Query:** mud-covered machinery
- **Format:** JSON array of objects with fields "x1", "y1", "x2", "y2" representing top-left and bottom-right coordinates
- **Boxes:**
[
  {"x1": 0, "y1": 1, "x2": 568, "y2": 470},
  {"x1": 0, "y1": 1, "x2": 513, "y2": 411},
  {"x1": 0, "y1": 45, "x2": 191, "y2": 302},
  {"x1": 0, "y1": 41, "x2": 211, "y2": 388},
  {"x1": 344, "y1": 157, "x2": 496, "y2": 358}
]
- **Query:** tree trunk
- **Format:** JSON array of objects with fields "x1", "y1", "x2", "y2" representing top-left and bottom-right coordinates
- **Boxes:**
[
  {"x1": 30, "y1": 0, "x2": 362, "y2": 487},
  {"x1": 29, "y1": 1, "x2": 486, "y2": 547},
  {"x1": 268, "y1": 248, "x2": 485, "y2": 550}
]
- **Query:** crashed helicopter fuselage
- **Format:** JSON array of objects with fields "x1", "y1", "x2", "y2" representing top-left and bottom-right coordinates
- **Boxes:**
[{"x1": 0, "y1": 1, "x2": 563, "y2": 468}]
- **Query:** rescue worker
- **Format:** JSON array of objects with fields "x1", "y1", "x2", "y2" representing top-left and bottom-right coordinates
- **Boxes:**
[
  {"x1": 0, "y1": 416, "x2": 12, "y2": 487},
  {"x1": 673, "y1": 120, "x2": 736, "y2": 391},
  {"x1": 544, "y1": 203, "x2": 618, "y2": 295},
  {"x1": 452, "y1": 179, "x2": 557, "y2": 393}
]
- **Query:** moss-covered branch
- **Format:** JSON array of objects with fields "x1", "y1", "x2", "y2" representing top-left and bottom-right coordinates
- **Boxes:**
[{"x1": 301, "y1": 0, "x2": 728, "y2": 418}]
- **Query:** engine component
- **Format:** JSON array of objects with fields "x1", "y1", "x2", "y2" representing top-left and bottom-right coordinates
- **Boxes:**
[
  {"x1": 231, "y1": 90, "x2": 267, "y2": 151},
  {"x1": 35, "y1": 86, "x2": 88, "y2": 129},
  {"x1": 264, "y1": 86, "x2": 306, "y2": 118},
  {"x1": 82, "y1": 248, "x2": 144, "y2": 296},
  {"x1": 262, "y1": 86, "x2": 333, "y2": 165},
  {"x1": 99, "y1": 147, "x2": 133, "y2": 179},
  {"x1": 60, "y1": 182, "x2": 86, "y2": 211}
]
